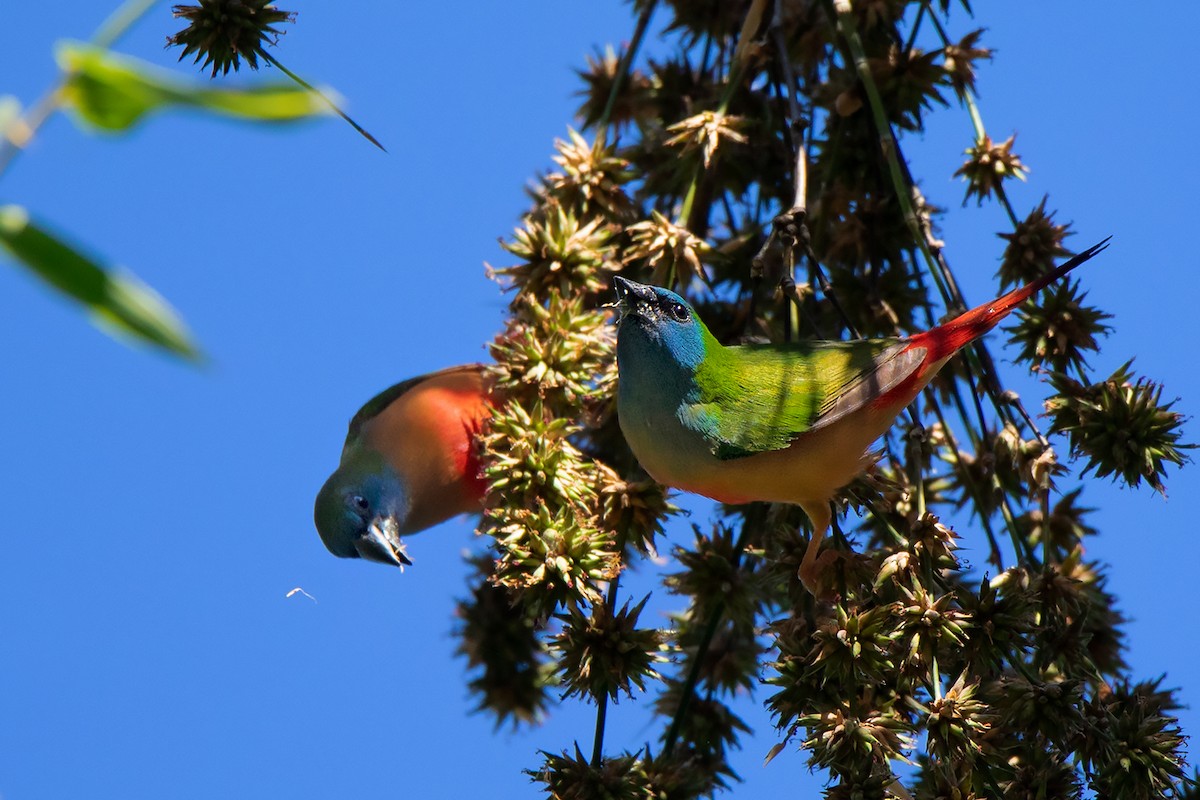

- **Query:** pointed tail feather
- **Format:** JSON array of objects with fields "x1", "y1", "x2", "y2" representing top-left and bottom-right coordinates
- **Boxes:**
[{"x1": 906, "y1": 237, "x2": 1111, "y2": 365}]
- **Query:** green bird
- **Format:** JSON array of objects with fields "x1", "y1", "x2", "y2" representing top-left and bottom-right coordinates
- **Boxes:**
[
  {"x1": 613, "y1": 239, "x2": 1109, "y2": 590},
  {"x1": 314, "y1": 364, "x2": 494, "y2": 567}
]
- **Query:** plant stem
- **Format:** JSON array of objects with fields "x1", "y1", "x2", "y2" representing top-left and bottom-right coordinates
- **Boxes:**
[
  {"x1": 94, "y1": 0, "x2": 160, "y2": 50},
  {"x1": 662, "y1": 525, "x2": 752, "y2": 757},
  {"x1": 922, "y1": 2, "x2": 986, "y2": 142},
  {"x1": 591, "y1": 692, "x2": 610, "y2": 766},
  {"x1": 826, "y1": 0, "x2": 952, "y2": 308},
  {"x1": 592, "y1": 537, "x2": 626, "y2": 766},
  {"x1": 598, "y1": 0, "x2": 658, "y2": 134},
  {"x1": 902, "y1": 2, "x2": 927, "y2": 57},
  {"x1": 929, "y1": 398, "x2": 1005, "y2": 569}
]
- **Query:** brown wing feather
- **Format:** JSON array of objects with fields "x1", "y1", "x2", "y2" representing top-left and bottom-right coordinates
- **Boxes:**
[{"x1": 807, "y1": 344, "x2": 926, "y2": 431}]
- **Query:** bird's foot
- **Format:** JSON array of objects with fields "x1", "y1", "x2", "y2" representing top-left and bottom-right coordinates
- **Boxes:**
[{"x1": 798, "y1": 548, "x2": 843, "y2": 598}]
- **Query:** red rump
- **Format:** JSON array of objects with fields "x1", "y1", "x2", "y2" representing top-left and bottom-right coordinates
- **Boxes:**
[{"x1": 875, "y1": 239, "x2": 1109, "y2": 409}]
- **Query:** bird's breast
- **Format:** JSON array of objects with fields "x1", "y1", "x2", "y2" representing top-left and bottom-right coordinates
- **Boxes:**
[
  {"x1": 621, "y1": 381, "x2": 907, "y2": 509},
  {"x1": 364, "y1": 369, "x2": 492, "y2": 534}
]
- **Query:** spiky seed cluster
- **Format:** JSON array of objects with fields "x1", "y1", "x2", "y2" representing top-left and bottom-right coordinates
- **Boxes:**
[
  {"x1": 809, "y1": 604, "x2": 899, "y2": 684},
  {"x1": 872, "y1": 45, "x2": 950, "y2": 131},
  {"x1": 640, "y1": 746, "x2": 723, "y2": 799},
  {"x1": 575, "y1": 47, "x2": 655, "y2": 130},
  {"x1": 942, "y1": 423, "x2": 1040, "y2": 518},
  {"x1": 675, "y1": 614, "x2": 761, "y2": 693},
  {"x1": 1082, "y1": 679, "x2": 1189, "y2": 797},
  {"x1": 908, "y1": 511, "x2": 959, "y2": 560},
  {"x1": 997, "y1": 746, "x2": 1083, "y2": 800},
  {"x1": 490, "y1": 501, "x2": 619, "y2": 619},
  {"x1": 923, "y1": 675, "x2": 992, "y2": 763},
  {"x1": 1032, "y1": 551, "x2": 1127, "y2": 677},
  {"x1": 1046, "y1": 361, "x2": 1193, "y2": 493},
  {"x1": 849, "y1": 462, "x2": 954, "y2": 551},
  {"x1": 942, "y1": 29, "x2": 992, "y2": 97},
  {"x1": 664, "y1": 111, "x2": 749, "y2": 168},
  {"x1": 956, "y1": 569, "x2": 1037, "y2": 678},
  {"x1": 625, "y1": 209, "x2": 711, "y2": 288},
  {"x1": 553, "y1": 596, "x2": 667, "y2": 702},
  {"x1": 896, "y1": 585, "x2": 969, "y2": 672},
  {"x1": 665, "y1": 525, "x2": 761, "y2": 624},
  {"x1": 455, "y1": 558, "x2": 551, "y2": 726},
  {"x1": 955, "y1": 134, "x2": 1027, "y2": 205},
  {"x1": 598, "y1": 477, "x2": 677, "y2": 557},
  {"x1": 544, "y1": 129, "x2": 637, "y2": 221},
  {"x1": 529, "y1": 746, "x2": 652, "y2": 800},
  {"x1": 1007, "y1": 280, "x2": 1113, "y2": 373},
  {"x1": 1014, "y1": 487, "x2": 1097, "y2": 553},
  {"x1": 653, "y1": 681, "x2": 748, "y2": 789},
  {"x1": 987, "y1": 674, "x2": 1084, "y2": 746},
  {"x1": 998, "y1": 198, "x2": 1073, "y2": 287},
  {"x1": 167, "y1": 0, "x2": 294, "y2": 77},
  {"x1": 660, "y1": 0, "x2": 749, "y2": 39},
  {"x1": 488, "y1": 292, "x2": 615, "y2": 410},
  {"x1": 481, "y1": 408, "x2": 619, "y2": 617},
  {"x1": 482, "y1": 404, "x2": 595, "y2": 509},
  {"x1": 798, "y1": 701, "x2": 914, "y2": 771},
  {"x1": 496, "y1": 206, "x2": 617, "y2": 298}
]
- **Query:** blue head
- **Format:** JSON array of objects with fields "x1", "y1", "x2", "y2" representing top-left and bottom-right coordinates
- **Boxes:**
[
  {"x1": 313, "y1": 454, "x2": 413, "y2": 566},
  {"x1": 612, "y1": 276, "x2": 710, "y2": 379}
]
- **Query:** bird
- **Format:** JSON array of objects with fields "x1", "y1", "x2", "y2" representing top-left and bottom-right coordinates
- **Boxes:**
[
  {"x1": 314, "y1": 363, "x2": 494, "y2": 567},
  {"x1": 613, "y1": 239, "x2": 1110, "y2": 591}
]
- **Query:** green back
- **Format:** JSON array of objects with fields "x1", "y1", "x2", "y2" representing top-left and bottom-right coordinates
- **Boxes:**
[{"x1": 689, "y1": 338, "x2": 921, "y2": 459}]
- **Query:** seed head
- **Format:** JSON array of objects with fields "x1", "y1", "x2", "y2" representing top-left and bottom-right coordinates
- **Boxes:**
[
  {"x1": 167, "y1": 0, "x2": 294, "y2": 77},
  {"x1": 954, "y1": 134, "x2": 1027, "y2": 206}
]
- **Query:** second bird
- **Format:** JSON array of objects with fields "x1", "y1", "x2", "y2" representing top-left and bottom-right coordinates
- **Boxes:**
[{"x1": 613, "y1": 239, "x2": 1109, "y2": 591}]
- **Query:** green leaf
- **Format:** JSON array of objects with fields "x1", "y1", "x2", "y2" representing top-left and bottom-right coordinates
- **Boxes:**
[
  {"x1": 56, "y1": 41, "x2": 332, "y2": 131},
  {"x1": 0, "y1": 205, "x2": 201, "y2": 360},
  {"x1": 0, "y1": 95, "x2": 21, "y2": 138}
]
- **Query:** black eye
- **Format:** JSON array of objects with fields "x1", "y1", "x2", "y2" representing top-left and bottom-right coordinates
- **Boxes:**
[
  {"x1": 351, "y1": 495, "x2": 370, "y2": 513},
  {"x1": 668, "y1": 301, "x2": 689, "y2": 322}
]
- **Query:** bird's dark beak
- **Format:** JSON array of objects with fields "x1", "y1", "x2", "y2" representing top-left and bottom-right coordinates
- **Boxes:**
[
  {"x1": 354, "y1": 517, "x2": 413, "y2": 567},
  {"x1": 613, "y1": 276, "x2": 657, "y2": 319}
]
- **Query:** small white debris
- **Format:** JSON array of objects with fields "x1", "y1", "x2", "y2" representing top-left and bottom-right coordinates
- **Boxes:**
[{"x1": 286, "y1": 587, "x2": 317, "y2": 603}]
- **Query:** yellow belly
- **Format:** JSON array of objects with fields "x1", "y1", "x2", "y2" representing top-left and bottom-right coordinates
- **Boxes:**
[{"x1": 629, "y1": 402, "x2": 906, "y2": 535}]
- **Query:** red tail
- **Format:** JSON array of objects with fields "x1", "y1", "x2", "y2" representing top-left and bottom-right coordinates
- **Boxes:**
[{"x1": 906, "y1": 237, "x2": 1111, "y2": 365}]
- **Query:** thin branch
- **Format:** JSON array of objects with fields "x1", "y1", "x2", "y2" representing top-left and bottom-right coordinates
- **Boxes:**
[{"x1": 0, "y1": 0, "x2": 160, "y2": 179}]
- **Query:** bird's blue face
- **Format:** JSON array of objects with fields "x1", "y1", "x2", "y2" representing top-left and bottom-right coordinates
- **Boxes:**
[
  {"x1": 313, "y1": 463, "x2": 412, "y2": 566},
  {"x1": 613, "y1": 276, "x2": 707, "y2": 372}
]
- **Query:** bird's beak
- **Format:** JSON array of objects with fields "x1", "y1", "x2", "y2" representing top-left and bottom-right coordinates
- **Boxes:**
[
  {"x1": 612, "y1": 276, "x2": 656, "y2": 319},
  {"x1": 354, "y1": 516, "x2": 413, "y2": 567}
]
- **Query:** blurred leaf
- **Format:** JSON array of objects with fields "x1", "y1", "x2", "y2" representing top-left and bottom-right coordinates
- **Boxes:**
[
  {"x1": 0, "y1": 205, "x2": 200, "y2": 360},
  {"x1": 56, "y1": 41, "x2": 332, "y2": 131},
  {"x1": 0, "y1": 95, "x2": 22, "y2": 140}
]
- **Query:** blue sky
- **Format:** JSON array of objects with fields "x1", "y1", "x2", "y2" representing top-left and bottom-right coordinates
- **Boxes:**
[{"x1": 1, "y1": 2, "x2": 1198, "y2": 797}]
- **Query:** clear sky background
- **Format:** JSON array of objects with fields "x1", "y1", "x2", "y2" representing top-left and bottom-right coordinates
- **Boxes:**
[{"x1": 1, "y1": 2, "x2": 1197, "y2": 798}]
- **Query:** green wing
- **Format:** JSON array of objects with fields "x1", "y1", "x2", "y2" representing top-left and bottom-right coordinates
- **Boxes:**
[
  {"x1": 688, "y1": 339, "x2": 923, "y2": 459},
  {"x1": 344, "y1": 363, "x2": 486, "y2": 447}
]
